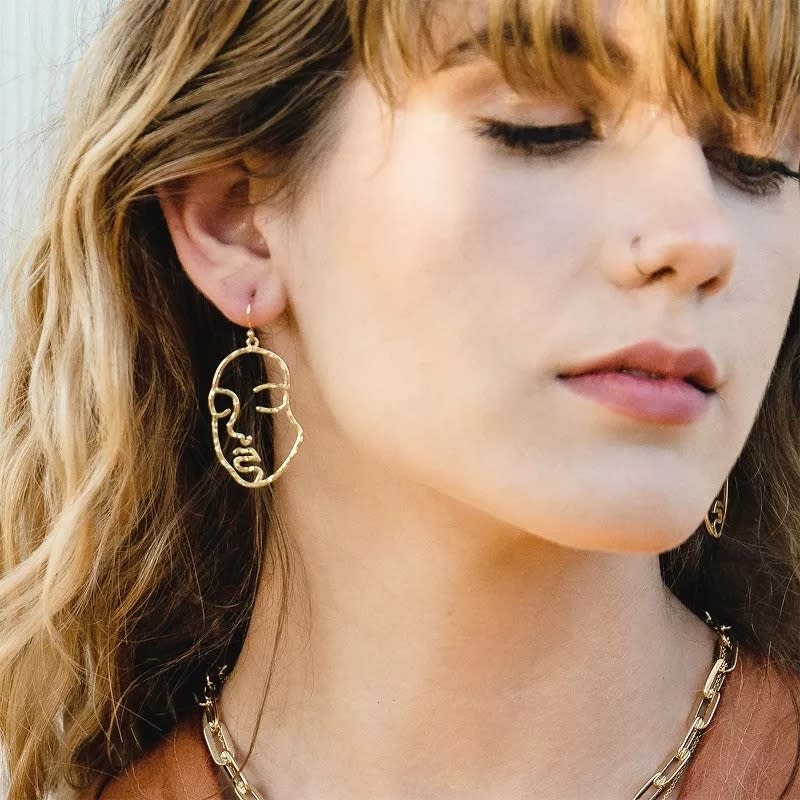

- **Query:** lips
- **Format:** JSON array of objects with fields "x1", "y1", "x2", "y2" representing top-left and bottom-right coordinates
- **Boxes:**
[{"x1": 557, "y1": 339, "x2": 720, "y2": 393}]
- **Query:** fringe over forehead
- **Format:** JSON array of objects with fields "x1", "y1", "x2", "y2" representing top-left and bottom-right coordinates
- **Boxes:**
[{"x1": 347, "y1": 0, "x2": 800, "y2": 148}]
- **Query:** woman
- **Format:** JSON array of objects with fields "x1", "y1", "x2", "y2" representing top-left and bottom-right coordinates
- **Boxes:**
[{"x1": 1, "y1": 0, "x2": 800, "y2": 798}]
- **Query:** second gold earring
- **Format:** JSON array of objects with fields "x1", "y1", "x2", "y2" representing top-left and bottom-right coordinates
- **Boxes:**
[{"x1": 704, "y1": 478, "x2": 728, "y2": 539}]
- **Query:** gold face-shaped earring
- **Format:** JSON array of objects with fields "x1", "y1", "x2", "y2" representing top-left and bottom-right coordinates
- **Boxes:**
[
  {"x1": 208, "y1": 303, "x2": 304, "y2": 488},
  {"x1": 704, "y1": 478, "x2": 728, "y2": 538}
]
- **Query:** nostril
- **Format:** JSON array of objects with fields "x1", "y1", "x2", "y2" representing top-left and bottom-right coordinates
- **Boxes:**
[{"x1": 648, "y1": 266, "x2": 674, "y2": 281}]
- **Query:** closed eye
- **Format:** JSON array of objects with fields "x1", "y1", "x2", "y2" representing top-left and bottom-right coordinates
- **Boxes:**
[
  {"x1": 702, "y1": 146, "x2": 800, "y2": 198},
  {"x1": 474, "y1": 119, "x2": 800, "y2": 198},
  {"x1": 473, "y1": 119, "x2": 599, "y2": 157}
]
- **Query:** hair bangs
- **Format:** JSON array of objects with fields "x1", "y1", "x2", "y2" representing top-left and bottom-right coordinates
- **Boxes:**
[
  {"x1": 666, "y1": 0, "x2": 800, "y2": 150},
  {"x1": 351, "y1": 0, "x2": 800, "y2": 149},
  {"x1": 349, "y1": 0, "x2": 641, "y2": 106}
]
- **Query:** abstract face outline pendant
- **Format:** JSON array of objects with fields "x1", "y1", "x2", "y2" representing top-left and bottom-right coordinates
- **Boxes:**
[{"x1": 208, "y1": 323, "x2": 304, "y2": 489}]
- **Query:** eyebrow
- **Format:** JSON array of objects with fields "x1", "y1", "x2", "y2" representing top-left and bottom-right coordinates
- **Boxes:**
[{"x1": 435, "y1": 21, "x2": 635, "y2": 76}]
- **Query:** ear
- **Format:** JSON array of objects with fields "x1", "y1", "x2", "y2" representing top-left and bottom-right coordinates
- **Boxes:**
[{"x1": 157, "y1": 159, "x2": 287, "y2": 328}]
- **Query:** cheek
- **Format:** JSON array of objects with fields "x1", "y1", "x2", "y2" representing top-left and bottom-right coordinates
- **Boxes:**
[
  {"x1": 284, "y1": 105, "x2": 589, "y2": 470},
  {"x1": 724, "y1": 202, "x2": 800, "y2": 418}
]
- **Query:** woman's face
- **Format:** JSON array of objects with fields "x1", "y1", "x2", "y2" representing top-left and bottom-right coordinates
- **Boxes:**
[{"x1": 257, "y1": 3, "x2": 800, "y2": 553}]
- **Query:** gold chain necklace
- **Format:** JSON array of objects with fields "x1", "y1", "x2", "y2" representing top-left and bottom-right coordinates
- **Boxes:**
[{"x1": 199, "y1": 611, "x2": 738, "y2": 800}]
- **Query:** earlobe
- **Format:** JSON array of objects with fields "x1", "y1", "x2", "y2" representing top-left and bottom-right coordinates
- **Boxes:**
[{"x1": 156, "y1": 162, "x2": 286, "y2": 328}]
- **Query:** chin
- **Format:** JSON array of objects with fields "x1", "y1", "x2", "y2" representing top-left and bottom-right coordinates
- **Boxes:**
[{"x1": 537, "y1": 521, "x2": 698, "y2": 555}]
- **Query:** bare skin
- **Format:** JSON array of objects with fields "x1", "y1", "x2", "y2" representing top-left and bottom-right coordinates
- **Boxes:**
[{"x1": 159, "y1": 1, "x2": 800, "y2": 797}]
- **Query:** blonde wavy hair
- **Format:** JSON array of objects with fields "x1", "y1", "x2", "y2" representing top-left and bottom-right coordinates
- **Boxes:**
[{"x1": 2, "y1": 1, "x2": 800, "y2": 798}]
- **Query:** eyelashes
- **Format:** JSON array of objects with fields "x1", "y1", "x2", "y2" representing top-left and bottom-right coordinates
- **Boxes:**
[
  {"x1": 700, "y1": 147, "x2": 800, "y2": 197},
  {"x1": 475, "y1": 118, "x2": 600, "y2": 157},
  {"x1": 473, "y1": 119, "x2": 800, "y2": 199}
]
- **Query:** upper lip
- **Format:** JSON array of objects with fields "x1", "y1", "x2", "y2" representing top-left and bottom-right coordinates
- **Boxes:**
[{"x1": 558, "y1": 339, "x2": 721, "y2": 393}]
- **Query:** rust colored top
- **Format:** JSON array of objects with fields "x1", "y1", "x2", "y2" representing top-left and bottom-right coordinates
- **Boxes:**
[{"x1": 88, "y1": 647, "x2": 800, "y2": 800}]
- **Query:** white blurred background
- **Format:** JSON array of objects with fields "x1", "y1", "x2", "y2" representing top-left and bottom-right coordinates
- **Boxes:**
[
  {"x1": 1, "y1": 0, "x2": 115, "y2": 283},
  {"x1": 0, "y1": 2, "x2": 116, "y2": 790}
]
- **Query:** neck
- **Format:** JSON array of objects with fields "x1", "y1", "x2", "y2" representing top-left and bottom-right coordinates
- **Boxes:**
[{"x1": 218, "y1": 426, "x2": 718, "y2": 800}]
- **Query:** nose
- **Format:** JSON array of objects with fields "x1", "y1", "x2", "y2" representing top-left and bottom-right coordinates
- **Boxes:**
[{"x1": 607, "y1": 113, "x2": 737, "y2": 296}]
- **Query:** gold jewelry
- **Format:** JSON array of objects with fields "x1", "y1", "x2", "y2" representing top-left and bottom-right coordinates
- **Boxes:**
[
  {"x1": 704, "y1": 479, "x2": 729, "y2": 539},
  {"x1": 199, "y1": 611, "x2": 738, "y2": 800},
  {"x1": 634, "y1": 261, "x2": 650, "y2": 279},
  {"x1": 208, "y1": 301, "x2": 304, "y2": 488}
]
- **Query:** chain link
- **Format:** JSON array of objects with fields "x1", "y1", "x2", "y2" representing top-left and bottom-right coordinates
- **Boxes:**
[
  {"x1": 200, "y1": 666, "x2": 266, "y2": 800},
  {"x1": 200, "y1": 612, "x2": 738, "y2": 800},
  {"x1": 633, "y1": 612, "x2": 738, "y2": 799}
]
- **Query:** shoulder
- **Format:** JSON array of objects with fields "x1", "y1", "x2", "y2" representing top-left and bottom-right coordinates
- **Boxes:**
[
  {"x1": 679, "y1": 645, "x2": 800, "y2": 799},
  {"x1": 83, "y1": 711, "x2": 222, "y2": 800}
]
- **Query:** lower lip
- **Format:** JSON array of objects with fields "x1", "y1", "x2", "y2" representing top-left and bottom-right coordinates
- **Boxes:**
[{"x1": 558, "y1": 371, "x2": 713, "y2": 424}]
